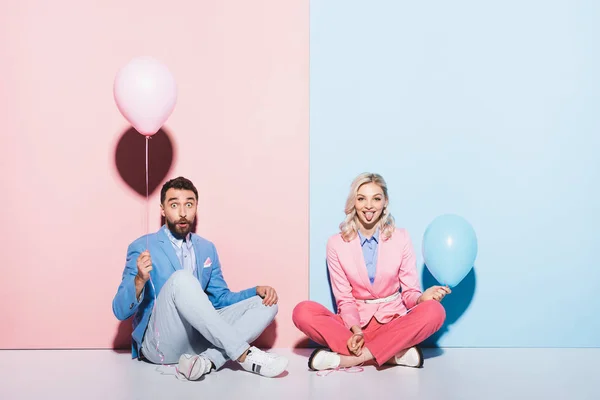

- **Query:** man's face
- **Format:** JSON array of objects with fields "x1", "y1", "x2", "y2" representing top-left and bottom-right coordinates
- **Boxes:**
[{"x1": 161, "y1": 188, "x2": 197, "y2": 239}]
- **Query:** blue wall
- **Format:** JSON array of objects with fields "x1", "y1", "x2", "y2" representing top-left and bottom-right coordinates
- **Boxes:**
[{"x1": 309, "y1": 0, "x2": 600, "y2": 347}]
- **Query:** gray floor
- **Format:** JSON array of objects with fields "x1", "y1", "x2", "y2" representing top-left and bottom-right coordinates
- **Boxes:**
[{"x1": 0, "y1": 348, "x2": 597, "y2": 399}]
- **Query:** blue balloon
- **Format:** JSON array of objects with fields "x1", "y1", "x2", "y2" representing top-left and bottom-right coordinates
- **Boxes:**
[{"x1": 422, "y1": 214, "x2": 478, "y2": 288}]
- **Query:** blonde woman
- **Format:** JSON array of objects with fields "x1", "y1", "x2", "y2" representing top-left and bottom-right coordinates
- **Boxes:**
[{"x1": 293, "y1": 173, "x2": 450, "y2": 371}]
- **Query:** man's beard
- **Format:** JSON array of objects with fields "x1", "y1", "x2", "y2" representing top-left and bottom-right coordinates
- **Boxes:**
[{"x1": 166, "y1": 218, "x2": 193, "y2": 240}]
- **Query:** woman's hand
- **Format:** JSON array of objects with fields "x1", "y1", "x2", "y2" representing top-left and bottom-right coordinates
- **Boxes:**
[
  {"x1": 347, "y1": 332, "x2": 365, "y2": 356},
  {"x1": 347, "y1": 325, "x2": 365, "y2": 356},
  {"x1": 418, "y1": 285, "x2": 451, "y2": 303}
]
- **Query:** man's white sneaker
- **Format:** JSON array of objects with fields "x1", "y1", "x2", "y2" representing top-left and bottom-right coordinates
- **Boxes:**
[
  {"x1": 238, "y1": 346, "x2": 288, "y2": 378},
  {"x1": 177, "y1": 354, "x2": 212, "y2": 380},
  {"x1": 308, "y1": 348, "x2": 341, "y2": 371},
  {"x1": 386, "y1": 346, "x2": 423, "y2": 368}
]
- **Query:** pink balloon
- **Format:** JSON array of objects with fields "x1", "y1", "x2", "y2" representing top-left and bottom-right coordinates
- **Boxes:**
[{"x1": 113, "y1": 56, "x2": 177, "y2": 136}]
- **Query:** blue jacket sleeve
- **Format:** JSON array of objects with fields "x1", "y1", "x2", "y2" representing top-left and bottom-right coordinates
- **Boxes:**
[
  {"x1": 205, "y1": 244, "x2": 257, "y2": 309},
  {"x1": 112, "y1": 242, "x2": 146, "y2": 320}
]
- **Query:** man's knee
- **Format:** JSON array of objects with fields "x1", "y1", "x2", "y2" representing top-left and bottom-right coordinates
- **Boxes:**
[
  {"x1": 266, "y1": 302, "x2": 278, "y2": 321},
  {"x1": 169, "y1": 270, "x2": 207, "y2": 297},
  {"x1": 249, "y1": 295, "x2": 278, "y2": 321},
  {"x1": 170, "y1": 269, "x2": 198, "y2": 285}
]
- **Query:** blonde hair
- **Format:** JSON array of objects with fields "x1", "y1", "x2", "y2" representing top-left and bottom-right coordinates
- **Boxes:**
[{"x1": 339, "y1": 172, "x2": 396, "y2": 242}]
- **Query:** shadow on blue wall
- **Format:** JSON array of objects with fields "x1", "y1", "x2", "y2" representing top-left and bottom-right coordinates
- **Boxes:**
[
  {"x1": 420, "y1": 265, "x2": 477, "y2": 347},
  {"x1": 326, "y1": 261, "x2": 338, "y2": 314},
  {"x1": 303, "y1": 262, "x2": 336, "y2": 348}
]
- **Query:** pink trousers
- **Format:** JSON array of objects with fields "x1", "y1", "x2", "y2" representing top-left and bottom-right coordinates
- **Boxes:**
[{"x1": 292, "y1": 300, "x2": 445, "y2": 365}]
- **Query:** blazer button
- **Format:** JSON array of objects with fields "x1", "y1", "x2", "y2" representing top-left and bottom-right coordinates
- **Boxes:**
[{"x1": 129, "y1": 303, "x2": 134, "y2": 309}]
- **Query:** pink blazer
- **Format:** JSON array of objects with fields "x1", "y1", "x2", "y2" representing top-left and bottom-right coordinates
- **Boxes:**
[{"x1": 326, "y1": 228, "x2": 423, "y2": 329}]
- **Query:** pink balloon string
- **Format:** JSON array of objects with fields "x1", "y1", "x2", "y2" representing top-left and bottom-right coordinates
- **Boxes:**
[
  {"x1": 144, "y1": 136, "x2": 169, "y2": 368},
  {"x1": 144, "y1": 137, "x2": 187, "y2": 378},
  {"x1": 146, "y1": 136, "x2": 149, "y2": 249}
]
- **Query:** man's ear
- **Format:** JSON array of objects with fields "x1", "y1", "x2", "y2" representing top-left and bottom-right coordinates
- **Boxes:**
[{"x1": 160, "y1": 204, "x2": 166, "y2": 217}]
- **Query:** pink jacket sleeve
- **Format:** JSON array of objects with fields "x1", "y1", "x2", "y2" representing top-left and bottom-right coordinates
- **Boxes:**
[
  {"x1": 326, "y1": 239, "x2": 361, "y2": 329},
  {"x1": 398, "y1": 230, "x2": 422, "y2": 309}
]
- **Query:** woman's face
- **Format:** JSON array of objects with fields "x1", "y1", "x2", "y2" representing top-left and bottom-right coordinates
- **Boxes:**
[{"x1": 354, "y1": 182, "x2": 387, "y2": 230}]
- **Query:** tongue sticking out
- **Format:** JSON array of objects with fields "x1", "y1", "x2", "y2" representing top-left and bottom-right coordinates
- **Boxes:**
[{"x1": 364, "y1": 212, "x2": 374, "y2": 222}]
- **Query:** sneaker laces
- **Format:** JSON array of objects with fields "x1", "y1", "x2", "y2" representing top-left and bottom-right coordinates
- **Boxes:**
[
  {"x1": 154, "y1": 356, "x2": 209, "y2": 382},
  {"x1": 247, "y1": 348, "x2": 278, "y2": 364}
]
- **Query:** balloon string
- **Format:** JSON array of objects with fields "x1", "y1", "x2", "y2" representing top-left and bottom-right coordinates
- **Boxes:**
[
  {"x1": 145, "y1": 135, "x2": 168, "y2": 367},
  {"x1": 146, "y1": 136, "x2": 149, "y2": 250}
]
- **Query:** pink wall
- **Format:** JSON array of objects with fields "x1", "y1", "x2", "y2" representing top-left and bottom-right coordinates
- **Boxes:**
[{"x1": 0, "y1": 0, "x2": 308, "y2": 349}]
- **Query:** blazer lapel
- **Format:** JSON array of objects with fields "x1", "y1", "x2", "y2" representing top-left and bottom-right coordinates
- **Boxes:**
[
  {"x1": 371, "y1": 235, "x2": 387, "y2": 293},
  {"x1": 192, "y1": 236, "x2": 204, "y2": 281},
  {"x1": 157, "y1": 228, "x2": 181, "y2": 272},
  {"x1": 351, "y1": 236, "x2": 376, "y2": 296}
]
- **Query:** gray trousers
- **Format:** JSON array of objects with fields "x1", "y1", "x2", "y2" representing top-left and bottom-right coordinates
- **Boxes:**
[{"x1": 141, "y1": 270, "x2": 277, "y2": 369}]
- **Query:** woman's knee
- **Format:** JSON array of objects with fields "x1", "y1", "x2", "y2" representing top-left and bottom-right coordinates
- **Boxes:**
[
  {"x1": 419, "y1": 300, "x2": 446, "y2": 329},
  {"x1": 292, "y1": 300, "x2": 322, "y2": 327}
]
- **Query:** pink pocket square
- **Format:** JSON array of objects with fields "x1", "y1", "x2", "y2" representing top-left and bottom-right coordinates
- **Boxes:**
[{"x1": 203, "y1": 257, "x2": 212, "y2": 268}]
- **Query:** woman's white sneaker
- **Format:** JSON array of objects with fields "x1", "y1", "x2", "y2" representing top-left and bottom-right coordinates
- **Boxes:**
[
  {"x1": 238, "y1": 346, "x2": 288, "y2": 378},
  {"x1": 386, "y1": 346, "x2": 423, "y2": 368},
  {"x1": 308, "y1": 348, "x2": 341, "y2": 371}
]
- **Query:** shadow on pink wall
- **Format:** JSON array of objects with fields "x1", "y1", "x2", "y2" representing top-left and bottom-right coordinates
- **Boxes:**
[
  {"x1": 112, "y1": 318, "x2": 280, "y2": 351},
  {"x1": 113, "y1": 320, "x2": 134, "y2": 351},
  {"x1": 112, "y1": 126, "x2": 176, "y2": 351},
  {"x1": 114, "y1": 127, "x2": 175, "y2": 197},
  {"x1": 111, "y1": 126, "x2": 280, "y2": 351}
]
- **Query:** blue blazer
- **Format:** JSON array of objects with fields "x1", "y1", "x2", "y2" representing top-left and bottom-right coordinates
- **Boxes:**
[{"x1": 112, "y1": 227, "x2": 257, "y2": 358}]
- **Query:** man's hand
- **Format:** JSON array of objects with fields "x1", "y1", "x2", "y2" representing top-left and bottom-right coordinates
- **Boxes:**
[
  {"x1": 135, "y1": 251, "x2": 152, "y2": 299},
  {"x1": 137, "y1": 250, "x2": 153, "y2": 282},
  {"x1": 256, "y1": 286, "x2": 278, "y2": 306}
]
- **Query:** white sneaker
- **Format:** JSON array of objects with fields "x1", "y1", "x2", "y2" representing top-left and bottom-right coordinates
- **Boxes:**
[
  {"x1": 386, "y1": 346, "x2": 423, "y2": 368},
  {"x1": 308, "y1": 348, "x2": 341, "y2": 371},
  {"x1": 238, "y1": 346, "x2": 288, "y2": 378},
  {"x1": 177, "y1": 354, "x2": 212, "y2": 380}
]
